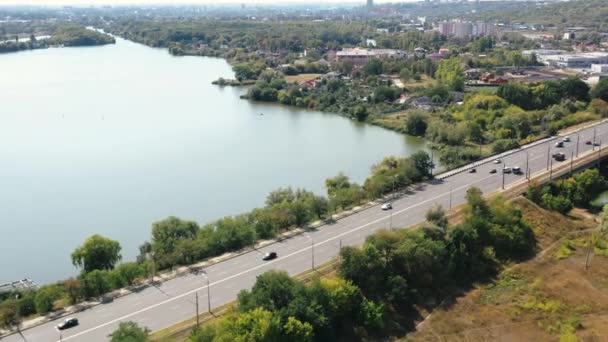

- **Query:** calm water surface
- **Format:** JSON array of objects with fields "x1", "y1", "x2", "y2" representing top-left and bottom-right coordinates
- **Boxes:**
[{"x1": 0, "y1": 38, "x2": 433, "y2": 283}]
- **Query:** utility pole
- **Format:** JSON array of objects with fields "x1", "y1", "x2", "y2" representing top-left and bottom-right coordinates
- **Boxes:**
[
  {"x1": 570, "y1": 151, "x2": 574, "y2": 175},
  {"x1": 593, "y1": 129, "x2": 597, "y2": 151},
  {"x1": 502, "y1": 169, "x2": 505, "y2": 189},
  {"x1": 576, "y1": 134, "x2": 580, "y2": 158},
  {"x1": 311, "y1": 239, "x2": 315, "y2": 270},
  {"x1": 598, "y1": 140, "x2": 602, "y2": 167},
  {"x1": 195, "y1": 292, "x2": 199, "y2": 328},
  {"x1": 201, "y1": 271, "x2": 211, "y2": 314},
  {"x1": 546, "y1": 144, "x2": 551, "y2": 170},
  {"x1": 449, "y1": 186, "x2": 452, "y2": 210},
  {"x1": 550, "y1": 157, "x2": 554, "y2": 181},
  {"x1": 525, "y1": 151, "x2": 529, "y2": 180}
]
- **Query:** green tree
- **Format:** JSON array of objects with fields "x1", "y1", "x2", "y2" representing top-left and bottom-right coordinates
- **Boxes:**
[
  {"x1": 435, "y1": 57, "x2": 464, "y2": 91},
  {"x1": 362, "y1": 59, "x2": 383, "y2": 76},
  {"x1": 0, "y1": 299, "x2": 19, "y2": 330},
  {"x1": 591, "y1": 78, "x2": 608, "y2": 102},
  {"x1": 214, "y1": 308, "x2": 279, "y2": 342},
  {"x1": 426, "y1": 205, "x2": 448, "y2": 230},
  {"x1": 83, "y1": 269, "x2": 111, "y2": 298},
  {"x1": 110, "y1": 321, "x2": 150, "y2": 342},
  {"x1": 64, "y1": 278, "x2": 84, "y2": 304},
  {"x1": 34, "y1": 286, "x2": 60, "y2": 314},
  {"x1": 353, "y1": 105, "x2": 368, "y2": 121},
  {"x1": 283, "y1": 316, "x2": 314, "y2": 342},
  {"x1": 151, "y1": 216, "x2": 199, "y2": 267},
  {"x1": 404, "y1": 111, "x2": 428, "y2": 136},
  {"x1": 71, "y1": 234, "x2": 122, "y2": 273},
  {"x1": 560, "y1": 77, "x2": 590, "y2": 102}
]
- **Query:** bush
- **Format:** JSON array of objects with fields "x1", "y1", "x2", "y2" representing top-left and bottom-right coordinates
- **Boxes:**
[{"x1": 492, "y1": 139, "x2": 519, "y2": 153}]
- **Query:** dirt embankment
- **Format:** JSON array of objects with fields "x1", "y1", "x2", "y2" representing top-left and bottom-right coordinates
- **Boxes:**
[{"x1": 409, "y1": 197, "x2": 608, "y2": 342}]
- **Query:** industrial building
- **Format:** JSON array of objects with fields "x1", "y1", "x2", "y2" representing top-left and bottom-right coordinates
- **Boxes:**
[{"x1": 538, "y1": 52, "x2": 608, "y2": 69}]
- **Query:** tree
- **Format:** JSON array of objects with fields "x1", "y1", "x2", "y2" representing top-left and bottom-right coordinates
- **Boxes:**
[
  {"x1": 283, "y1": 316, "x2": 314, "y2": 342},
  {"x1": 404, "y1": 111, "x2": 428, "y2": 136},
  {"x1": 426, "y1": 205, "x2": 448, "y2": 230},
  {"x1": 353, "y1": 105, "x2": 368, "y2": 121},
  {"x1": 0, "y1": 299, "x2": 19, "y2": 330},
  {"x1": 34, "y1": 286, "x2": 60, "y2": 314},
  {"x1": 435, "y1": 57, "x2": 464, "y2": 91},
  {"x1": 362, "y1": 59, "x2": 383, "y2": 76},
  {"x1": 560, "y1": 77, "x2": 590, "y2": 102},
  {"x1": 71, "y1": 234, "x2": 122, "y2": 273},
  {"x1": 83, "y1": 269, "x2": 111, "y2": 298},
  {"x1": 110, "y1": 321, "x2": 150, "y2": 342},
  {"x1": 64, "y1": 278, "x2": 84, "y2": 304},
  {"x1": 214, "y1": 308, "x2": 279, "y2": 341},
  {"x1": 410, "y1": 151, "x2": 434, "y2": 178},
  {"x1": 151, "y1": 216, "x2": 199, "y2": 267},
  {"x1": 591, "y1": 78, "x2": 608, "y2": 102}
]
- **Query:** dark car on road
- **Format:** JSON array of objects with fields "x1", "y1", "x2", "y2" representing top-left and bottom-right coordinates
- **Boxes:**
[
  {"x1": 490, "y1": 169, "x2": 497, "y2": 174},
  {"x1": 469, "y1": 168, "x2": 476, "y2": 173},
  {"x1": 57, "y1": 318, "x2": 78, "y2": 330},
  {"x1": 262, "y1": 252, "x2": 277, "y2": 261},
  {"x1": 553, "y1": 152, "x2": 566, "y2": 161}
]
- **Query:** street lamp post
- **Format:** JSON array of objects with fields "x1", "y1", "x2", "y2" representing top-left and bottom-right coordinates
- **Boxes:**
[
  {"x1": 502, "y1": 169, "x2": 505, "y2": 190},
  {"x1": 201, "y1": 271, "x2": 211, "y2": 314},
  {"x1": 576, "y1": 134, "x2": 580, "y2": 158},
  {"x1": 449, "y1": 185, "x2": 453, "y2": 210},
  {"x1": 550, "y1": 156, "x2": 554, "y2": 181},
  {"x1": 525, "y1": 151, "x2": 529, "y2": 180},
  {"x1": 546, "y1": 144, "x2": 550, "y2": 170},
  {"x1": 593, "y1": 129, "x2": 597, "y2": 151},
  {"x1": 195, "y1": 292, "x2": 199, "y2": 328},
  {"x1": 311, "y1": 239, "x2": 315, "y2": 270},
  {"x1": 570, "y1": 151, "x2": 574, "y2": 175},
  {"x1": 15, "y1": 294, "x2": 20, "y2": 332}
]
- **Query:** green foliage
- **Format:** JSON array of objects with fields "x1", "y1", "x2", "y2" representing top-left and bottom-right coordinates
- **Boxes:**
[
  {"x1": 492, "y1": 139, "x2": 520, "y2": 153},
  {"x1": 34, "y1": 286, "x2": 62, "y2": 314},
  {"x1": 528, "y1": 168, "x2": 608, "y2": 213},
  {"x1": 49, "y1": 24, "x2": 115, "y2": 47},
  {"x1": 83, "y1": 270, "x2": 111, "y2": 298},
  {"x1": 591, "y1": 78, "x2": 608, "y2": 103},
  {"x1": 404, "y1": 111, "x2": 428, "y2": 136},
  {"x1": 111, "y1": 321, "x2": 151, "y2": 342},
  {"x1": 436, "y1": 57, "x2": 464, "y2": 91},
  {"x1": 71, "y1": 234, "x2": 122, "y2": 273},
  {"x1": 0, "y1": 299, "x2": 19, "y2": 330},
  {"x1": 363, "y1": 153, "x2": 432, "y2": 198}
]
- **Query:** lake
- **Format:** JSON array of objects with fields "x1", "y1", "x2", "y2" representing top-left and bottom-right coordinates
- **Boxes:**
[{"x1": 0, "y1": 37, "x2": 432, "y2": 283}]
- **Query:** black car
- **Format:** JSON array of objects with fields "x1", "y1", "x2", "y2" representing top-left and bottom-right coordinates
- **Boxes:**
[
  {"x1": 469, "y1": 168, "x2": 477, "y2": 173},
  {"x1": 57, "y1": 317, "x2": 79, "y2": 330},
  {"x1": 262, "y1": 252, "x2": 277, "y2": 261},
  {"x1": 490, "y1": 169, "x2": 497, "y2": 174}
]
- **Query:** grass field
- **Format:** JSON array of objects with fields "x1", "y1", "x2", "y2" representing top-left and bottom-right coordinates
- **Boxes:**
[{"x1": 284, "y1": 73, "x2": 322, "y2": 83}]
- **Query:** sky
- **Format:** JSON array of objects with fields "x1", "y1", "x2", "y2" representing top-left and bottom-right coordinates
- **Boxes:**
[{"x1": 0, "y1": 0, "x2": 411, "y2": 5}]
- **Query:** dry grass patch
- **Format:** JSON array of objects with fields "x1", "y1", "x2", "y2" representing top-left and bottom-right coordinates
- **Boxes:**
[
  {"x1": 284, "y1": 73, "x2": 322, "y2": 83},
  {"x1": 408, "y1": 197, "x2": 608, "y2": 342}
]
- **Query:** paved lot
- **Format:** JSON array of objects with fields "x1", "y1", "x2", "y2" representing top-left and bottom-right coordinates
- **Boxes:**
[{"x1": 4, "y1": 121, "x2": 608, "y2": 342}]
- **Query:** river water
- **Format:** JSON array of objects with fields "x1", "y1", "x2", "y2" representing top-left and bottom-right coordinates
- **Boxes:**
[{"x1": 0, "y1": 37, "x2": 432, "y2": 283}]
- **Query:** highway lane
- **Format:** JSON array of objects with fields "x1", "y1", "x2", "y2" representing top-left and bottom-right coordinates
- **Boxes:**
[{"x1": 4, "y1": 121, "x2": 608, "y2": 342}]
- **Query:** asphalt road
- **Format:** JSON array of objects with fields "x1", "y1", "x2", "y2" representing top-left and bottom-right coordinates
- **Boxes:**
[{"x1": 4, "y1": 120, "x2": 608, "y2": 342}]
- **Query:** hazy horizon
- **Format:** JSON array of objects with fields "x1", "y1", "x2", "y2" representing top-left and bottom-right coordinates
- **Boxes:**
[{"x1": 0, "y1": 0, "x2": 423, "y2": 6}]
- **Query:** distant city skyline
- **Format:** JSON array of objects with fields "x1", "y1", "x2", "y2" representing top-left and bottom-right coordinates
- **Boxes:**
[{"x1": 0, "y1": 0, "x2": 421, "y2": 5}]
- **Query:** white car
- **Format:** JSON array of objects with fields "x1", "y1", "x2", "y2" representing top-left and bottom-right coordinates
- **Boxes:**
[
  {"x1": 563, "y1": 136, "x2": 571, "y2": 142},
  {"x1": 502, "y1": 167, "x2": 512, "y2": 174},
  {"x1": 381, "y1": 203, "x2": 392, "y2": 210},
  {"x1": 493, "y1": 159, "x2": 502, "y2": 164}
]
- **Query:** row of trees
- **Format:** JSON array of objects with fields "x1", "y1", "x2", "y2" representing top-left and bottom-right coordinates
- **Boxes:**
[
  {"x1": 527, "y1": 168, "x2": 608, "y2": 214},
  {"x1": 0, "y1": 152, "x2": 434, "y2": 330},
  {"x1": 188, "y1": 187, "x2": 535, "y2": 341}
]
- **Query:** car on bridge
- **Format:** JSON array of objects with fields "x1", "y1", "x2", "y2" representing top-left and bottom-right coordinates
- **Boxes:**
[
  {"x1": 262, "y1": 252, "x2": 277, "y2": 261},
  {"x1": 512, "y1": 166, "x2": 523, "y2": 175},
  {"x1": 381, "y1": 203, "x2": 392, "y2": 210},
  {"x1": 555, "y1": 141, "x2": 564, "y2": 148},
  {"x1": 57, "y1": 317, "x2": 78, "y2": 330},
  {"x1": 502, "y1": 167, "x2": 512, "y2": 174},
  {"x1": 553, "y1": 152, "x2": 566, "y2": 161}
]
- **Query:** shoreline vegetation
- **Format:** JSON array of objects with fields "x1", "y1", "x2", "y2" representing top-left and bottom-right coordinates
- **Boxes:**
[
  {"x1": 0, "y1": 152, "x2": 435, "y2": 332},
  {"x1": 0, "y1": 23, "x2": 115, "y2": 54}
]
